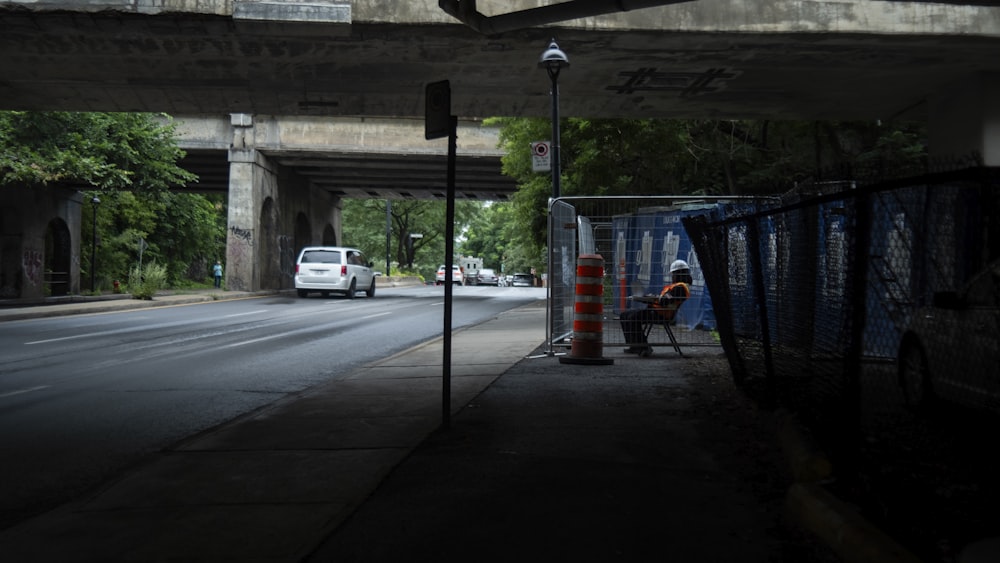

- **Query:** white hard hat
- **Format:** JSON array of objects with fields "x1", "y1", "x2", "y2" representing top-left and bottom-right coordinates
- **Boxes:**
[{"x1": 669, "y1": 260, "x2": 690, "y2": 273}]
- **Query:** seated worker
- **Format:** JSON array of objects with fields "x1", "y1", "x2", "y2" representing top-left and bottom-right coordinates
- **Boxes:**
[{"x1": 620, "y1": 260, "x2": 693, "y2": 354}]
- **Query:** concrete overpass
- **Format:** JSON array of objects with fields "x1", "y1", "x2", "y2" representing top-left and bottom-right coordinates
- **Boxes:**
[
  {"x1": 3, "y1": 0, "x2": 1000, "y2": 295},
  {"x1": 167, "y1": 114, "x2": 512, "y2": 291},
  {"x1": 173, "y1": 115, "x2": 514, "y2": 200}
]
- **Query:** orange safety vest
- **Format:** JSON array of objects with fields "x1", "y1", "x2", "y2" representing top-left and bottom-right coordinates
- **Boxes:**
[{"x1": 651, "y1": 282, "x2": 690, "y2": 320}]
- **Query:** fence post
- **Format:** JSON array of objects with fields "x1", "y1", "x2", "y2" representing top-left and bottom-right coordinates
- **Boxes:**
[{"x1": 746, "y1": 220, "x2": 776, "y2": 381}]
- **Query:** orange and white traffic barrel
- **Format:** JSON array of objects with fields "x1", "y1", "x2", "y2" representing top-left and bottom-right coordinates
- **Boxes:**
[{"x1": 560, "y1": 254, "x2": 614, "y2": 365}]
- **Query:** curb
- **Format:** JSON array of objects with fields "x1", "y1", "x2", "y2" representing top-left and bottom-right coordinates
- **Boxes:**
[
  {"x1": 777, "y1": 411, "x2": 923, "y2": 563},
  {"x1": 0, "y1": 291, "x2": 271, "y2": 322},
  {"x1": 786, "y1": 483, "x2": 923, "y2": 563},
  {"x1": 374, "y1": 276, "x2": 423, "y2": 287}
]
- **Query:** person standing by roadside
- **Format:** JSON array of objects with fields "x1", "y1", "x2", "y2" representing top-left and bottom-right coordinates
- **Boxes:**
[{"x1": 213, "y1": 260, "x2": 223, "y2": 288}]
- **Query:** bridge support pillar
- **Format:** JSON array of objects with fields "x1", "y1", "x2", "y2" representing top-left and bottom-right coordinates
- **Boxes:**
[
  {"x1": 222, "y1": 114, "x2": 344, "y2": 292},
  {"x1": 226, "y1": 146, "x2": 277, "y2": 292},
  {"x1": 929, "y1": 72, "x2": 1000, "y2": 166}
]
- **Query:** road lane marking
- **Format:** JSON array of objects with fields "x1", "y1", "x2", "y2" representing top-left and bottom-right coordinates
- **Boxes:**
[
  {"x1": 360, "y1": 312, "x2": 392, "y2": 320},
  {"x1": 224, "y1": 310, "x2": 267, "y2": 318},
  {"x1": 21, "y1": 300, "x2": 409, "y2": 347},
  {"x1": 0, "y1": 385, "x2": 50, "y2": 399},
  {"x1": 220, "y1": 311, "x2": 394, "y2": 349},
  {"x1": 24, "y1": 329, "x2": 132, "y2": 345},
  {"x1": 220, "y1": 335, "x2": 277, "y2": 349}
]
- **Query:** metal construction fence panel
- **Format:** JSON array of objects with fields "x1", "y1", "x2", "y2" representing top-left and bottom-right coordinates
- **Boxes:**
[
  {"x1": 681, "y1": 167, "x2": 1000, "y2": 458},
  {"x1": 546, "y1": 196, "x2": 775, "y2": 353}
]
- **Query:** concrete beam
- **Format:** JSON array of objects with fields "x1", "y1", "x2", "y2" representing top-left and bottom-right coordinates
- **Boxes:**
[
  {"x1": 6, "y1": 0, "x2": 998, "y2": 35},
  {"x1": 172, "y1": 115, "x2": 502, "y2": 156},
  {"x1": 232, "y1": 1, "x2": 351, "y2": 25},
  {"x1": 170, "y1": 115, "x2": 515, "y2": 199}
]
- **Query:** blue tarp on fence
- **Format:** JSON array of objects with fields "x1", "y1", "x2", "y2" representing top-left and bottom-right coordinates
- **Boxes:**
[{"x1": 612, "y1": 203, "x2": 720, "y2": 330}]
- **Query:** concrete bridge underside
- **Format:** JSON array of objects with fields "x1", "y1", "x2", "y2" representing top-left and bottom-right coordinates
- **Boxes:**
[
  {"x1": 173, "y1": 115, "x2": 514, "y2": 200},
  {"x1": 4, "y1": 0, "x2": 1000, "y2": 293},
  {"x1": 3, "y1": 1, "x2": 1000, "y2": 123}
]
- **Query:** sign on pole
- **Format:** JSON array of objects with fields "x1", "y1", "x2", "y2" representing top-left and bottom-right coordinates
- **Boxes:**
[
  {"x1": 425, "y1": 80, "x2": 451, "y2": 140},
  {"x1": 531, "y1": 141, "x2": 551, "y2": 172}
]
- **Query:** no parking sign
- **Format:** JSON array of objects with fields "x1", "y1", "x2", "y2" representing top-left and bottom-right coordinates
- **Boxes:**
[{"x1": 531, "y1": 141, "x2": 551, "y2": 172}]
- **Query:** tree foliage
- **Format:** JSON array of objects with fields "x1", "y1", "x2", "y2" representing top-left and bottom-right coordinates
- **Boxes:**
[
  {"x1": 82, "y1": 190, "x2": 226, "y2": 289},
  {"x1": 341, "y1": 198, "x2": 480, "y2": 280},
  {"x1": 459, "y1": 202, "x2": 539, "y2": 276},
  {"x1": 2, "y1": 111, "x2": 224, "y2": 290},
  {"x1": 487, "y1": 116, "x2": 927, "y2": 251},
  {"x1": 0, "y1": 111, "x2": 195, "y2": 190}
]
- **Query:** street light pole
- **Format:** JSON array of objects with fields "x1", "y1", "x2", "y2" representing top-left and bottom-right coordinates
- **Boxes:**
[
  {"x1": 539, "y1": 39, "x2": 569, "y2": 355},
  {"x1": 90, "y1": 195, "x2": 100, "y2": 293},
  {"x1": 539, "y1": 39, "x2": 569, "y2": 200}
]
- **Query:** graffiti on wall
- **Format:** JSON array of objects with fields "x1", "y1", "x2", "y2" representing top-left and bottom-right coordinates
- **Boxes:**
[
  {"x1": 229, "y1": 225, "x2": 254, "y2": 245},
  {"x1": 227, "y1": 226, "x2": 254, "y2": 291},
  {"x1": 23, "y1": 249, "x2": 42, "y2": 286}
]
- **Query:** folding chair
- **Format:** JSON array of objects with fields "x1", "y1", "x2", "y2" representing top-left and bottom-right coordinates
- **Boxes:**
[{"x1": 641, "y1": 316, "x2": 684, "y2": 357}]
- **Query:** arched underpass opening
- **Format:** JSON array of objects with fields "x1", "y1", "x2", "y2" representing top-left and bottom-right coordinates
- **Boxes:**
[{"x1": 45, "y1": 218, "x2": 71, "y2": 297}]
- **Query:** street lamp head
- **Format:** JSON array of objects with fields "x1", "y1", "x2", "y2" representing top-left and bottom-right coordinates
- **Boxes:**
[
  {"x1": 538, "y1": 38, "x2": 569, "y2": 79},
  {"x1": 91, "y1": 196, "x2": 101, "y2": 205}
]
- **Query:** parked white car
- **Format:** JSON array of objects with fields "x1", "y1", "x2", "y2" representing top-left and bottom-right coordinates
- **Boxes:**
[
  {"x1": 294, "y1": 246, "x2": 376, "y2": 299},
  {"x1": 435, "y1": 264, "x2": 464, "y2": 285}
]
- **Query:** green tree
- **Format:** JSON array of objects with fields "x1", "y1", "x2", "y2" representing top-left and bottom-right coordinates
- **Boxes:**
[
  {"x1": 488, "y1": 116, "x2": 927, "y2": 250},
  {"x1": 0, "y1": 111, "x2": 195, "y2": 190},
  {"x1": 342, "y1": 198, "x2": 480, "y2": 280},
  {"x1": 1, "y1": 111, "x2": 220, "y2": 291},
  {"x1": 82, "y1": 190, "x2": 226, "y2": 290},
  {"x1": 458, "y1": 202, "x2": 538, "y2": 276}
]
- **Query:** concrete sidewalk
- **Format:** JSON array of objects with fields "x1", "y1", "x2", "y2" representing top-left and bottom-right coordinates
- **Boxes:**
[{"x1": 0, "y1": 294, "x2": 922, "y2": 562}]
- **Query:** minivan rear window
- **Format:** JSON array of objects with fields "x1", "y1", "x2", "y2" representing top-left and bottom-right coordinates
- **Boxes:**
[{"x1": 302, "y1": 250, "x2": 341, "y2": 264}]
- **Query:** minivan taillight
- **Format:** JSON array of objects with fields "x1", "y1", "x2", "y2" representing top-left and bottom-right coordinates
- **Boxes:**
[
  {"x1": 341, "y1": 265, "x2": 347, "y2": 276},
  {"x1": 295, "y1": 264, "x2": 300, "y2": 274}
]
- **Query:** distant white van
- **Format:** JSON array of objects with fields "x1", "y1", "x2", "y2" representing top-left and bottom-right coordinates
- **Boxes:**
[{"x1": 294, "y1": 246, "x2": 376, "y2": 299}]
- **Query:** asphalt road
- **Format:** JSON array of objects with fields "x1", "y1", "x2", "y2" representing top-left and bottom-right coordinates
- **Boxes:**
[{"x1": 0, "y1": 284, "x2": 544, "y2": 529}]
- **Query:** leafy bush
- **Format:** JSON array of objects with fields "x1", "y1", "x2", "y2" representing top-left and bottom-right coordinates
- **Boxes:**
[{"x1": 128, "y1": 261, "x2": 167, "y2": 300}]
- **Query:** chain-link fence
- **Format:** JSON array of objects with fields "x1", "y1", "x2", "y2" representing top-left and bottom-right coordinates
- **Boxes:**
[
  {"x1": 681, "y1": 166, "x2": 1000, "y2": 530},
  {"x1": 683, "y1": 167, "x2": 1000, "y2": 445}
]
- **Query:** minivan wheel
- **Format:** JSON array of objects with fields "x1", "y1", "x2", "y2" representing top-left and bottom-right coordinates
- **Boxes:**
[
  {"x1": 346, "y1": 279, "x2": 356, "y2": 299},
  {"x1": 367, "y1": 279, "x2": 376, "y2": 298}
]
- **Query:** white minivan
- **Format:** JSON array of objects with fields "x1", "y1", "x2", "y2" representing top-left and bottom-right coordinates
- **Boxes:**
[{"x1": 294, "y1": 246, "x2": 376, "y2": 299}]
